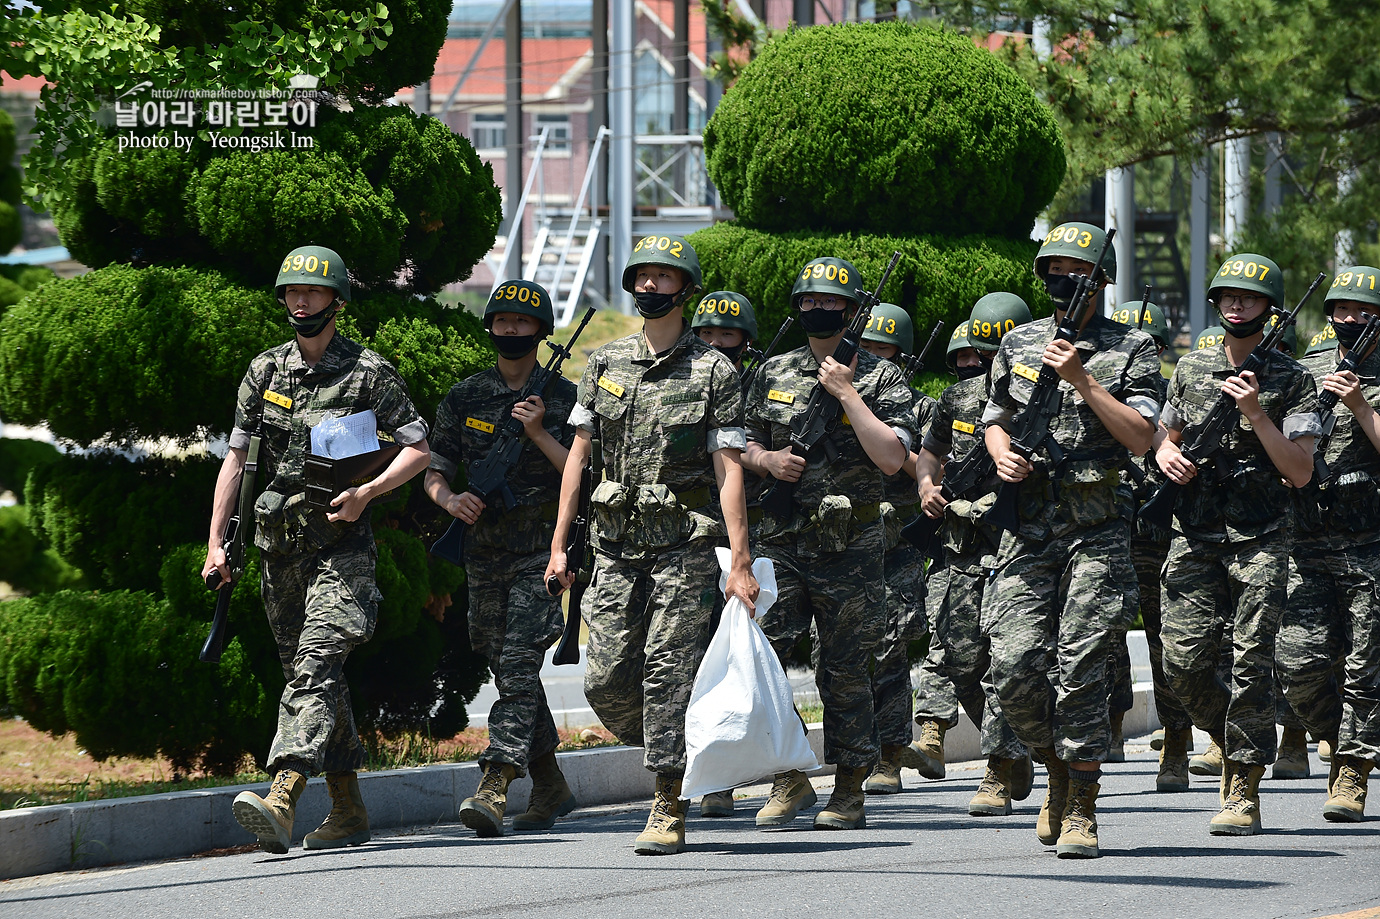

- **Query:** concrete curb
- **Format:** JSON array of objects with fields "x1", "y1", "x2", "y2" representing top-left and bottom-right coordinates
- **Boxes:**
[{"x1": 0, "y1": 686, "x2": 1158, "y2": 879}]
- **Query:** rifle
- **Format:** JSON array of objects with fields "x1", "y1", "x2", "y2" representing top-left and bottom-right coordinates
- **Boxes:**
[
  {"x1": 760, "y1": 250, "x2": 903, "y2": 519},
  {"x1": 1312, "y1": 312, "x2": 1380, "y2": 487},
  {"x1": 201, "y1": 436, "x2": 260, "y2": 663},
  {"x1": 901, "y1": 425, "x2": 998, "y2": 552},
  {"x1": 1139, "y1": 272, "x2": 1326, "y2": 530},
  {"x1": 432, "y1": 306, "x2": 599, "y2": 566},
  {"x1": 741, "y1": 315, "x2": 795, "y2": 396},
  {"x1": 985, "y1": 230, "x2": 1117, "y2": 534},
  {"x1": 546, "y1": 458, "x2": 594, "y2": 665},
  {"x1": 898, "y1": 320, "x2": 947, "y2": 383}
]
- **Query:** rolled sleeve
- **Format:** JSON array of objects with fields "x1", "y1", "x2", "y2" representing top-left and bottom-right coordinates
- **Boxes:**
[
  {"x1": 981, "y1": 400, "x2": 1017, "y2": 430},
  {"x1": 393, "y1": 418, "x2": 428, "y2": 446},
  {"x1": 569, "y1": 402, "x2": 596, "y2": 432},
  {"x1": 708, "y1": 426, "x2": 748, "y2": 453},
  {"x1": 428, "y1": 451, "x2": 458, "y2": 479},
  {"x1": 1161, "y1": 402, "x2": 1186, "y2": 431},
  {"x1": 891, "y1": 426, "x2": 914, "y2": 453},
  {"x1": 920, "y1": 431, "x2": 948, "y2": 456},
  {"x1": 228, "y1": 426, "x2": 253, "y2": 451},
  {"x1": 1283, "y1": 411, "x2": 1324, "y2": 440},
  {"x1": 1126, "y1": 395, "x2": 1161, "y2": 426}
]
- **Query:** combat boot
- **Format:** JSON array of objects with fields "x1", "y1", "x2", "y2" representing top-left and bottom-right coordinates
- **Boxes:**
[
  {"x1": 755, "y1": 769, "x2": 818, "y2": 826},
  {"x1": 233, "y1": 768, "x2": 306, "y2": 854},
  {"x1": 1057, "y1": 774, "x2": 1101, "y2": 859},
  {"x1": 1149, "y1": 728, "x2": 1165, "y2": 751},
  {"x1": 304, "y1": 771, "x2": 371, "y2": 849},
  {"x1": 814, "y1": 764, "x2": 869, "y2": 829},
  {"x1": 1011, "y1": 754, "x2": 1035, "y2": 802},
  {"x1": 1036, "y1": 751, "x2": 1069, "y2": 846},
  {"x1": 459, "y1": 762, "x2": 517, "y2": 838},
  {"x1": 1107, "y1": 712, "x2": 1126, "y2": 764},
  {"x1": 634, "y1": 774, "x2": 685, "y2": 855},
  {"x1": 901, "y1": 720, "x2": 946, "y2": 780},
  {"x1": 863, "y1": 745, "x2": 904, "y2": 795},
  {"x1": 1156, "y1": 726, "x2": 1192, "y2": 792},
  {"x1": 699, "y1": 790, "x2": 735, "y2": 817},
  {"x1": 1272, "y1": 727, "x2": 1310, "y2": 779},
  {"x1": 969, "y1": 756, "x2": 1015, "y2": 816},
  {"x1": 1210, "y1": 760, "x2": 1266, "y2": 836},
  {"x1": 1318, "y1": 738, "x2": 1334, "y2": 762},
  {"x1": 1189, "y1": 737, "x2": 1224, "y2": 776},
  {"x1": 513, "y1": 750, "x2": 577, "y2": 831},
  {"x1": 1323, "y1": 757, "x2": 1371, "y2": 823}
]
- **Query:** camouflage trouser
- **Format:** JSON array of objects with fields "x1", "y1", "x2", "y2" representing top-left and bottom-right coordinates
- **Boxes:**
[
  {"x1": 915, "y1": 558, "x2": 1025, "y2": 759},
  {"x1": 871, "y1": 539, "x2": 927, "y2": 747},
  {"x1": 466, "y1": 550, "x2": 565, "y2": 777},
  {"x1": 984, "y1": 520, "x2": 1138, "y2": 764},
  {"x1": 1129, "y1": 532, "x2": 1192, "y2": 732},
  {"x1": 1281, "y1": 542, "x2": 1380, "y2": 761},
  {"x1": 1161, "y1": 531, "x2": 1288, "y2": 765},
  {"x1": 582, "y1": 537, "x2": 716, "y2": 774},
  {"x1": 1106, "y1": 632, "x2": 1134, "y2": 718},
  {"x1": 758, "y1": 525, "x2": 886, "y2": 769},
  {"x1": 261, "y1": 530, "x2": 379, "y2": 775}
]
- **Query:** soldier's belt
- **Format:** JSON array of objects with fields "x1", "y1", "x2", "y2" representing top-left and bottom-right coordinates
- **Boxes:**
[
  {"x1": 677, "y1": 486, "x2": 714, "y2": 512},
  {"x1": 852, "y1": 502, "x2": 883, "y2": 524}
]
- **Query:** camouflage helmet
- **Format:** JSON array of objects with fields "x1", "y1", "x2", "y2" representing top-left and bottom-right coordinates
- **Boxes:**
[
  {"x1": 1035, "y1": 222, "x2": 1117, "y2": 283},
  {"x1": 1194, "y1": 325, "x2": 1226, "y2": 351},
  {"x1": 1109, "y1": 300, "x2": 1170, "y2": 349},
  {"x1": 485, "y1": 279, "x2": 554, "y2": 332},
  {"x1": 1207, "y1": 253, "x2": 1285, "y2": 310},
  {"x1": 861, "y1": 303, "x2": 914, "y2": 353},
  {"x1": 969, "y1": 292, "x2": 1033, "y2": 350},
  {"x1": 691, "y1": 291, "x2": 757, "y2": 340},
  {"x1": 621, "y1": 234, "x2": 702, "y2": 297},
  {"x1": 276, "y1": 245, "x2": 350, "y2": 302},
  {"x1": 791, "y1": 256, "x2": 862, "y2": 308},
  {"x1": 1306, "y1": 323, "x2": 1338, "y2": 354},
  {"x1": 1324, "y1": 265, "x2": 1380, "y2": 313},
  {"x1": 945, "y1": 320, "x2": 975, "y2": 369}
]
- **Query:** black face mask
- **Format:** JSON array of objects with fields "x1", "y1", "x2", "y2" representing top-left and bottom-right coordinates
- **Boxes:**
[
  {"x1": 489, "y1": 331, "x2": 540, "y2": 359},
  {"x1": 1331, "y1": 319, "x2": 1366, "y2": 349},
  {"x1": 955, "y1": 363, "x2": 986, "y2": 381},
  {"x1": 1221, "y1": 311, "x2": 1272, "y2": 339},
  {"x1": 1044, "y1": 274, "x2": 1081, "y2": 309},
  {"x1": 714, "y1": 341, "x2": 748, "y2": 363},
  {"x1": 634, "y1": 291, "x2": 679, "y2": 319},
  {"x1": 285, "y1": 302, "x2": 338, "y2": 338},
  {"x1": 798, "y1": 308, "x2": 847, "y2": 338}
]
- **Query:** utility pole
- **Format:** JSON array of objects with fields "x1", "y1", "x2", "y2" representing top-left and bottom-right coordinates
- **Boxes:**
[{"x1": 504, "y1": 0, "x2": 524, "y2": 277}]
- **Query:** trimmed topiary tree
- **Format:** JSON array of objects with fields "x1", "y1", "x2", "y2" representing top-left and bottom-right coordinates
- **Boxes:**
[{"x1": 0, "y1": 110, "x2": 20, "y2": 255}]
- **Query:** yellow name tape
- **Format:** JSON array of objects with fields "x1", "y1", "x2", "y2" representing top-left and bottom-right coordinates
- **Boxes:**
[
  {"x1": 263, "y1": 389, "x2": 292, "y2": 409},
  {"x1": 597, "y1": 376, "x2": 625, "y2": 398},
  {"x1": 767, "y1": 389, "x2": 795, "y2": 404},
  {"x1": 465, "y1": 417, "x2": 495, "y2": 434},
  {"x1": 952, "y1": 420, "x2": 976, "y2": 435},
  {"x1": 1013, "y1": 363, "x2": 1041, "y2": 383}
]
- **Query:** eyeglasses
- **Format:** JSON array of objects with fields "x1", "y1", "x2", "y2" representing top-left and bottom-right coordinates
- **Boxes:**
[
  {"x1": 799, "y1": 296, "x2": 846, "y2": 310},
  {"x1": 1212, "y1": 292, "x2": 1268, "y2": 309}
]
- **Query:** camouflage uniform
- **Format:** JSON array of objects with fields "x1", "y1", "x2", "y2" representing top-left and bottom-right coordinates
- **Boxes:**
[
  {"x1": 746, "y1": 347, "x2": 915, "y2": 768},
  {"x1": 871, "y1": 393, "x2": 936, "y2": 748},
  {"x1": 1279, "y1": 346, "x2": 1380, "y2": 760},
  {"x1": 981, "y1": 313, "x2": 1162, "y2": 763},
  {"x1": 1159, "y1": 344, "x2": 1321, "y2": 764},
  {"x1": 430, "y1": 368, "x2": 578, "y2": 776},
  {"x1": 568, "y1": 324, "x2": 744, "y2": 774},
  {"x1": 914, "y1": 373, "x2": 1025, "y2": 758},
  {"x1": 231, "y1": 334, "x2": 427, "y2": 775}
]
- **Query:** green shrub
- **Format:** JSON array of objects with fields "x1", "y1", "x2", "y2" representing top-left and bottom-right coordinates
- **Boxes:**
[
  {"x1": 0, "y1": 202, "x2": 19, "y2": 256},
  {"x1": 0, "y1": 505, "x2": 84, "y2": 595},
  {"x1": 0, "y1": 110, "x2": 14, "y2": 166},
  {"x1": 687, "y1": 222, "x2": 1048, "y2": 357},
  {"x1": 0, "y1": 264, "x2": 56, "y2": 321},
  {"x1": 0, "y1": 437, "x2": 60, "y2": 499},
  {"x1": 704, "y1": 22, "x2": 1064, "y2": 238}
]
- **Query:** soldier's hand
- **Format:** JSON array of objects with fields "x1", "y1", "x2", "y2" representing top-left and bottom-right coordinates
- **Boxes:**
[
  {"x1": 1222, "y1": 370, "x2": 1263, "y2": 421},
  {"x1": 725, "y1": 565, "x2": 760, "y2": 614},
  {"x1": 328, "y1": 486, "x2": 369, "y2": 523},
  {"x1": 545, "y1": 550, "x2": 574, "y2": 595},
  {"x1": 1324, "y1": 370, "x2": 1367, "y2": 413},
  {"x1": 1042, "y1": 339, "x2": 1088, "y2": 386},
  {"x1": 994, "y1": 449, "x2": 1034, "y2": 483},
  {"x1": 512, "y1": 395, "x2": 547, "y2": 438},
  {"x1": 201, "y1": 545, "x2": 230, "y2": 588},
  {"x1": 818, "y1": 355, "x2": 858, "y2": 401},
  {"x1": 1158, "y1": 448, "x2": 1198, "y2": 485},
  {"x1": 447, "y1": 491, "x2": 486, "y2": 524},
  {"x1": 920, "y1": 481, "x2": 948, "y2": 518},
  {"x1": 765, "y1": 447, "x2": 807, "y2": 482}
]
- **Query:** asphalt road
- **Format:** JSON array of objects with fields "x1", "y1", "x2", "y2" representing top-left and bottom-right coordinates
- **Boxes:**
[{"x1": 3, "y1": 739, "x2": 1376, "y2": 919}]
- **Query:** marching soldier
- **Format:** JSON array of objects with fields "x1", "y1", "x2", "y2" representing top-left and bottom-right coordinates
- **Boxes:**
[
  {"x1": 426, "y1": 280, "x2": 579, "y2": 837},
  {"x1": 545, "y1": 235, "x2": 757, "y2": 855},
  {"x1": 983, "y1": 222, "x2": 1162, "y2": 858},
  {"x1": 743, "y1": 257, "x2": 915, "y2": 830},
  {"x1": 691, "y1": 290, "x2": 757, "y2": 372},
  {"x1": 1157, "y1": 253, "x2": 1320, "y2": 835},
  {"x1": 204, "y1": 246, "x2": 431, "y2": 854}
]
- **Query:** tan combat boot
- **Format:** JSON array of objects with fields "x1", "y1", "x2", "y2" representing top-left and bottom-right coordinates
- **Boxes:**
[
  {"x1": 304, "y1": 772, "x2": 370, "y2": 849},
  {"x1": 1157, "y1": 726, "x2": 1192, "y2": 792},
  {"x1": 513, "y1": 750, "x2": 577, "y2": 831},
  {"x1": 1057, "y1": 774, "x2": 1101, "y2": 858},
  {"x1": 1189, "y1": 737, "x2": 1224, "y2": 776},
  {"x1": 1149, "y1": 728, "x2": 1165, "y2": 751},
  {"x1": 1272, "y1": 727, "x2": 1310, "y2": 779},
  {"x1": 969, "y1": 756, "x2": 1015, "y2": 816},
  {"x1": 1011, "y1": 754, "x2": 1035, "y2": 802},
  {"x1": 233, "y1": 768, "x2": 306, "y2": 854},
  {"x1": 459, "y1": 762, "x2": 517, "y2": 838},
  {"x1": 814, "y1": 764, "x2": 869, "y2": 829},
  {"x1": 1323, "y1": 756, "x2": 1372, "y2": 822},
  {"x1": 1318, "y1": 738, "x2": 1334, "y2": 762},
  {"x1": 634, "y1": 774, "x2": 686, "y2": 855},
  {"x1": 1107, "y1": 712, "x2": 1126, "y2": 764},
  {"x1": 1210, "y1": 760, "x2": 1266, "y2": 835},
  {"x1": 901, "y1": 720, "x2": 946, "y2": 780},
  {"x1": 1036, "y1": 752, "x2": 1069, "y2": 846},
  {"x1": 700, "y1": 790, "x2": 735, "y2": 817},
  {"x1": 863, "y1": 745, "x2": 905, "y2": 795},
  {"x1": 755, "y1": 769, "x2": 818, "y2": 826}
]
